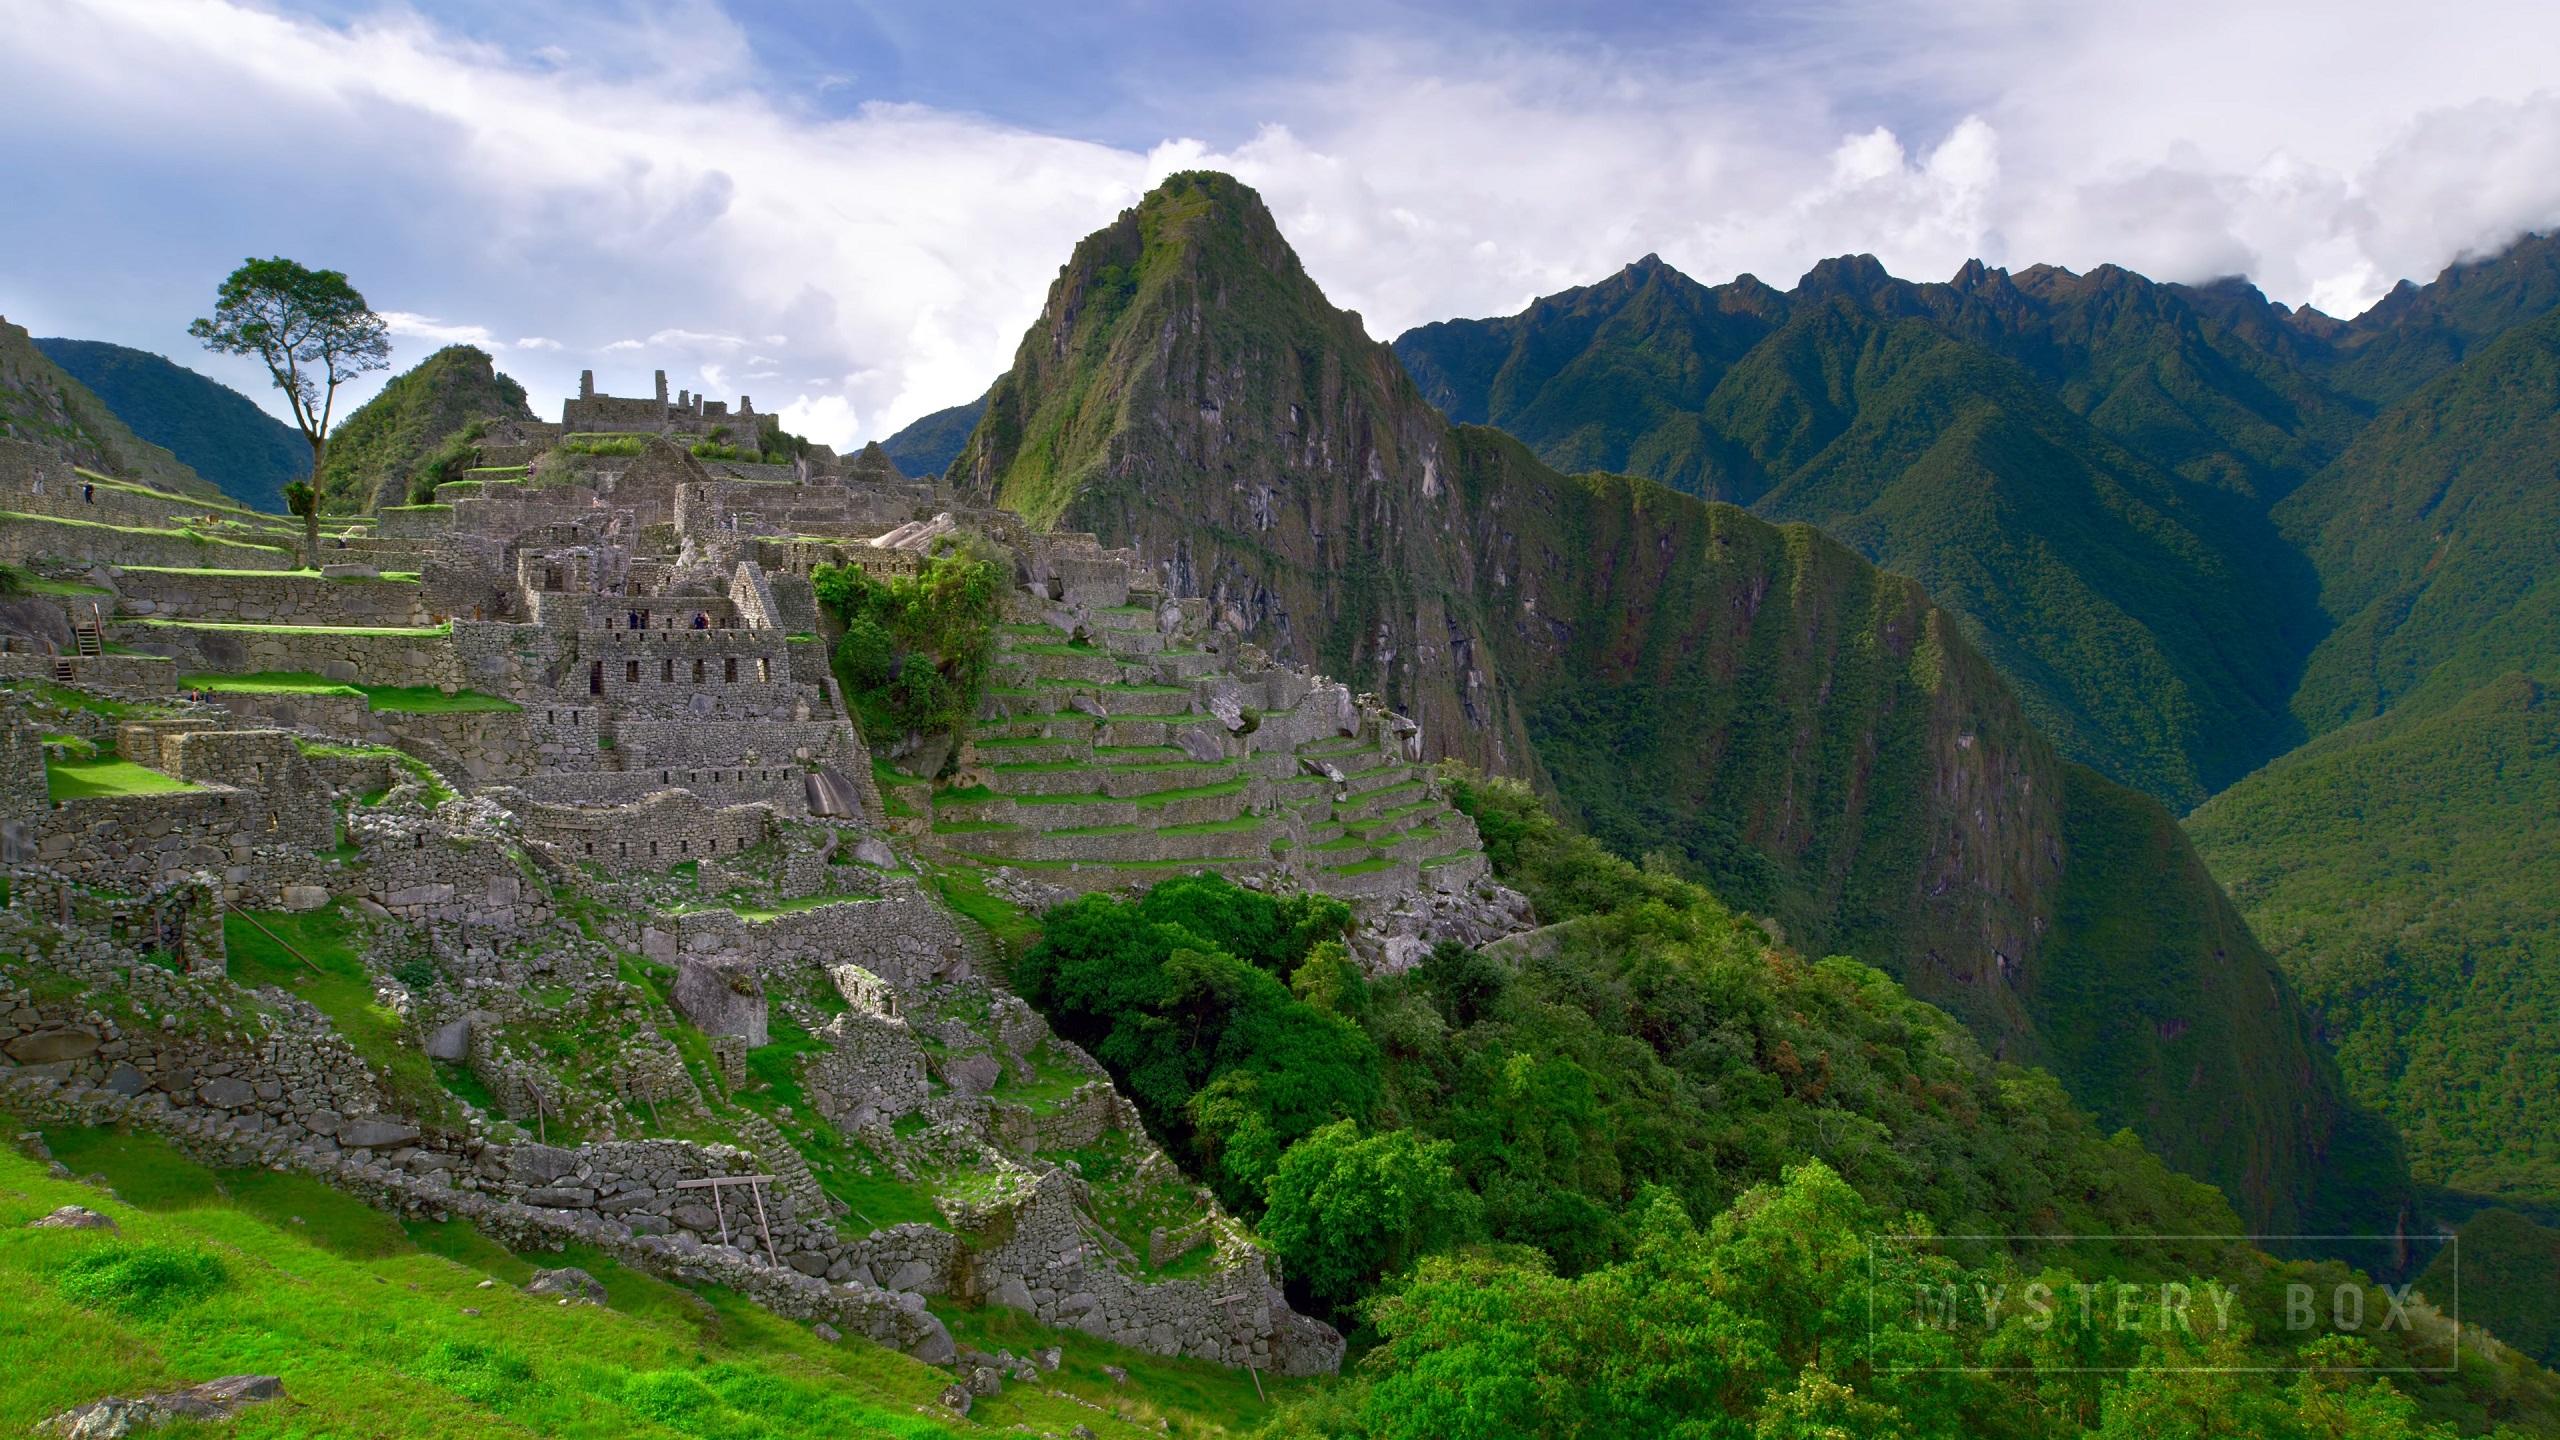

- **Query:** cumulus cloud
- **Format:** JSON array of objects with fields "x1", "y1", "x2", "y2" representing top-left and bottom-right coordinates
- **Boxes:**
[
  {"x1": 8, "y1": 0, "x2": 2560, "y2": 450},
  {"x1": 380, "y1": 311, "x2": 498, "y2": 348}
]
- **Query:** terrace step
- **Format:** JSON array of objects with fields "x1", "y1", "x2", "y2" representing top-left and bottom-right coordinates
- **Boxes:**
[{"x1": 1334, "y1": 778, "x2": 1431, "y2": 820}]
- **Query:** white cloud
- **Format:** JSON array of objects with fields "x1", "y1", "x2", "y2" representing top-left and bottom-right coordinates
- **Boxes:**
[
  {"x1": 11, "y1": 0, "x2": 2560, "y2": 450},
  {"x1": 380, "y1": 311, "x2": 497, "y2": 348}
]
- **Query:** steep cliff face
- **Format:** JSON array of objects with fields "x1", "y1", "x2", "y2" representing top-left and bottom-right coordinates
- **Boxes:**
[{"x1": 953, "y1": 172, "x2": 2400, "y2": 1235}]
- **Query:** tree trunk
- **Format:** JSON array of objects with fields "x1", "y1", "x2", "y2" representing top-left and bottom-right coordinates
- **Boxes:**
[{"x1": 304, "y1": 437, "x2": 325, "y2": 569}]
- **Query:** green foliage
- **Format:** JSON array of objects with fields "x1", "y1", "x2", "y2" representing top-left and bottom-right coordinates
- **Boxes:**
[
  {"x1": 812, "y1": 541, "x2": 1003, "y2": 749},
  {"x1": 1012, "y1": 874, "x2": 1364, "y2": 1208},
  {"x1": 558, "y1": 433, "x2": 647, "y2": 456},
  {"x1": 1394, "y1": 251, "x2": 2344, "y2": 808},
  {"x1": 407, "y1": 418, "x2": 493, "y2": 503},
  {"x1": 189, "y1": 256, "x2": 388, "y2": 540},
  {"x1": 55, "y1": 1242, "x2": 228, "y2": 1315},
  {"x1": 0, "y1": 318, "x2": 220, "y2": 499},
  {"x1": 313, "y1": 344, "x2": 532, "y2": 512},
  {"x1": 1258, "y1": 1121, "x2": 1477, "y2": 1307},
  {"x1": 2280, "y1": 307, "x2": 2560, "y2": 735},
  {"x1": 878, "y1": 388, "x2": 989, "y2": 480},
  {"x1": 1271, "y1": 1162, "x2": 2519, "y2": 1440},
  {"x1": 0, "y1": 1130, "x2": 1234, "y2": 1436}
]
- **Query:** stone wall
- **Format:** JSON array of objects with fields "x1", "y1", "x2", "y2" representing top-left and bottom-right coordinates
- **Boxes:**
[
  {"x1": 375, "y1": 506, "x2": 456, "y2": 540},
  {"x1": 0, "y1": 705, "x2": 49, "y2": 823},
  {"x1": 113, "y1": 567, "x2": 431, "y2": 627},
  {"x1": 29, "y1": 780, "x2": 333, "y2": 892},
  {"x1": 640, "y1": 881, "x2": 967, "y2": 993},
  {"x1": 117, "y1": 619, "x2": 462, "y2": 689},
  {"x1": 501, "y1": 788, "x2": 779, "y2": 874},
  {"x1": 200, "y1": 690, "x2": 590, "y2": 786},
  {"x1": 0, "y1": 651, "x2": 178, "y2": 694}
]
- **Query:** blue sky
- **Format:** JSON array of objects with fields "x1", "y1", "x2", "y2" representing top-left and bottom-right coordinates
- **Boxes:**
[{"x1": 9, "y1": 0, "x2": 2560, "y2": 449}]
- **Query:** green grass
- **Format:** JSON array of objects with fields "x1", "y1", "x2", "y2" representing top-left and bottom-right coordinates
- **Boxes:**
[
  {"x1": 1155, "y1": 816, "x2": 1263, "y2": 836},
  {"x1": 143, "y1": 618, "x2": 451, "y2": 637},
  {"x1": 45, "y1": 756, "x2": 197, "y2": 801},
  {"x1": 181, "y1": 671, "x2": 518, "y2": 713},
  {"x1": 298, "y1": 740, "x2": 455, "y2": 807},
  {"x1": 0, "y1": 1128, "x2": 1241, "y2": 1437},
  {"x1": 11, "y1": 573, "x2": 112, "y2": 596},
  {"x1": 120, "y1": 564, "x2": 420, "y2": 583},
  {"x1": 1322, "y1": 857, "x2": 1395, "y2": 876},
  {"x1": 925, "y1": 866, "x2": 1041, "y2": 957},
  {"x1": 223, "y1": 907, "x2": 465, "y2": 1125}
]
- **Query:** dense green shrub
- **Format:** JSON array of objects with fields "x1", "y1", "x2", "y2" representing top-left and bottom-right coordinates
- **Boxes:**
[
  {"x1": 1259, "y1": 1120, "x2": 1477, "y2": 1307},
  {"x1": 812, "y1": 539, "x2": 1003, "y2": 751},
  {"x1": 1013, "y1": 875, "x2": 1363, "y2": 1207},
  {"x1": 406, "y1": 418, "x2": 491, "y2": 503}
]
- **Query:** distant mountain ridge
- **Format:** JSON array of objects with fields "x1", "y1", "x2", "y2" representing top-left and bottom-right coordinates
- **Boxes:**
[
  {"x1": 946, "y1": 171, "x2": 2407, "y2": 1241},
  {"x1": 34, "y1": 336, "x2": 309, "y2": 511},
  {"x1": 878, "y1": 387, "x2": 989, "y2": 480},
  {"x1": 0, "y1": 316, "x2": 222, "y2": 502},
  {"x1": 1392, "y1": 234, "x2": 2560, "y2": 808}
]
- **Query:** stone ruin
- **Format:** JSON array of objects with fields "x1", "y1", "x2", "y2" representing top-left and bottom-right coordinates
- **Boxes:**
[{"x1": 0, "y1": 363, "x2": 1536, "y2": 1385}]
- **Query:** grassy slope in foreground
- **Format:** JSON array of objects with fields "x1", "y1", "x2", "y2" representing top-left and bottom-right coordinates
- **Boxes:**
[{"x1": 0, "y1": 1125, "x2": 1279, "y2": 1437}]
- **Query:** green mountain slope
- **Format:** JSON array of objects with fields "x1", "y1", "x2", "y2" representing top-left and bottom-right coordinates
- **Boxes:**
[
  {"x1": 2279, "y1": 306, "x2": 2560, "y2": 734},
  {"x1": 33, "y1": 337, "x2": 309, "y2": 511},
  {"x1": 0, "y1": 316, "x2": 221, "y2": 500},
  {"x1": 880, "y1": 387, "x2": 990, "y2": 481},
  {"x1": 951, "y1": 171, "x2": 2403, "y2": 1239},
  {"x1": 1395, "y1": 254, "x2": 2342, "y2": 806},
  {"x1": 2189, "y1": 673, "x2": 2560, "y2": 1207},
  {"x1": 2328, "y1": 231, "x2": 2560, "y2": 406},
  {"x1": 318, "y1": 345, "x2": 533, "y2": 513}
]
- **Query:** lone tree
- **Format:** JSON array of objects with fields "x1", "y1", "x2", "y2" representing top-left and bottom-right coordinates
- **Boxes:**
[{"x1": 190, "y1": 257, "x2": 390, "y2": 566}]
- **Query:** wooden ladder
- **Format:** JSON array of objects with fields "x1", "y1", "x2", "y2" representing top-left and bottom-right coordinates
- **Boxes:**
[{"x1": 73, "y1": 604, "x2": 104, "y2": 658}]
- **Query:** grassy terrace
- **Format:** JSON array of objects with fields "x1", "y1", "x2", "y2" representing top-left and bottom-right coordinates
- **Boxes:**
[
  {"x1": 945, "y1": 853, "x2": 1251, "y2": 873},
  {"x1": 11, "y1": 573, "x2": 111, "y2": 596},
  {"x1": 298, "y1": 740, "x2": 455, "y2": 807},
  {"x1": 122, "y1": 564, "x2": 422, "y2": 583},
  {"x1": 985, "y1": 679, "x2": 1193, "y2": 696},
  {"x1": 0, "y1": 509, "x2": 297, "y2": 558},
  {"x1": 141, "y1": 619, "x2": 451, "y2": 637},
  {"x1": 182, "y1": 670, "x2": 517, "y2": 714},
  {"x1": 45, "y1": 757, "x2": 197, "y2": 801},
  {"x1": 1007, "y1": 778, "x2": 1251, "y2": 807}
]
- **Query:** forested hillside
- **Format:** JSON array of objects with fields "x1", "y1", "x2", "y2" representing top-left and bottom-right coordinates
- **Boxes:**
[
  {"x1": 1395, "y1": 225, "x2": 2560, "y2": 1226},
  {"x1": 32, "y1": 337, "x2": 308, "y2": 511},
  {"x1": 945, "y1": 172, "x2": 2405, "y2": 1242}
]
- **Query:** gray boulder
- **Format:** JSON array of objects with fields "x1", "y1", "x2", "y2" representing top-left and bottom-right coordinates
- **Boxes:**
[
  {"x1": 5, "y1": 1028, "x2": 100, "y2": 1064},
  {"x1": 526, "y1": 1267, "x2": 607, "y2": 1304},
  {"x1": 27, "y1": 1205, "x2": 116, "y2": 1231},
  {"x1": 338, "y1": 1117, "x2": 421, "y2": 1149}
]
